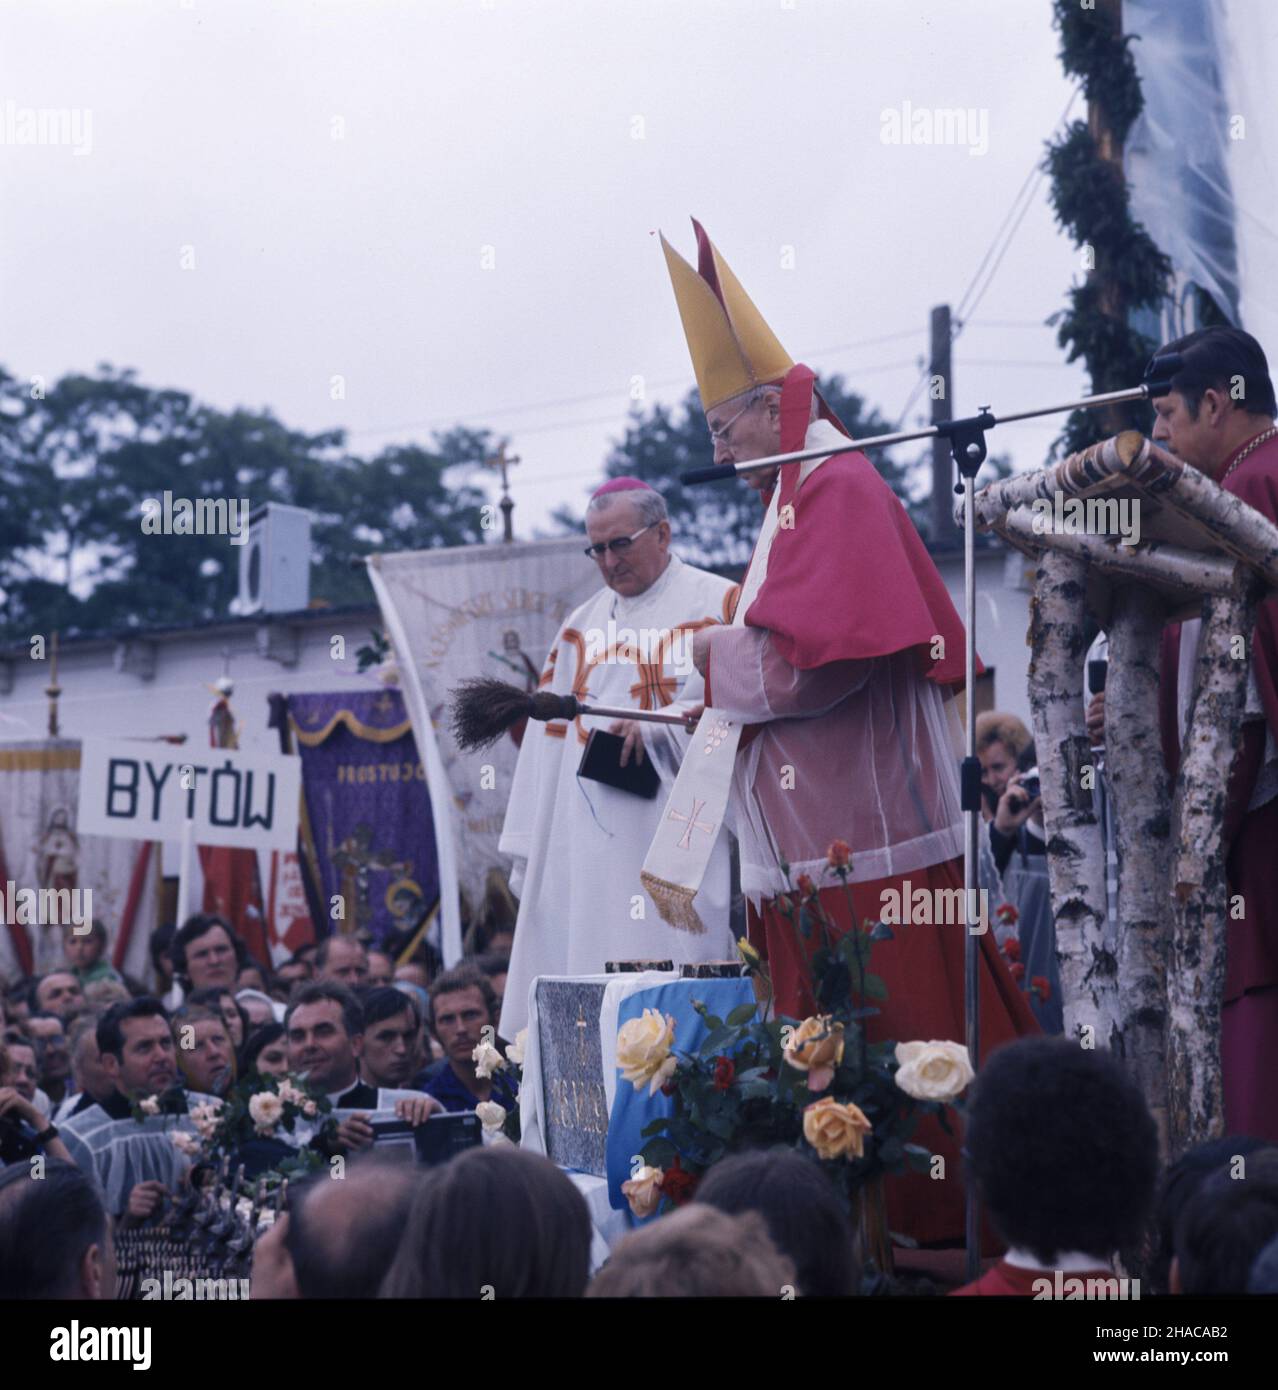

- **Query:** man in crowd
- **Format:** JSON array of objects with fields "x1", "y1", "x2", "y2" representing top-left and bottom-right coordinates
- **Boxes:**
[
  {"x1": 25, "y1": 1011, "x2": 73, "y2": 1108},
  {"x1": 497, "y1": 473, "x2": 739, "y2": 1039},
  {"x1": 357, "y1": 986, "x2": 421, "y2": 1093},
  {"x1": 54, "y1": 1012, "x2": 114, "y2": 1122},
  {"x1": 170, "y1": 1003, "x2": 235, "y2": 1098},
  {"x1": 1171, "y1": 1147, "x2": 1278, "y2": 1294},
  {"x1": 59, "y1": 997, "x2": 214, "y2": 1222},
  {"x1": 475, "y1": 952, "x2": 509, "y2": 1014},
  {"x1": 952, "y1": 1037, "x2": 1158, "y2": 1295},
  {"x1": 424, "y1": 966, "x2": 518, "y2": 1114},
  {"x1": 272, "y1": 953, "x2": 314, "y2": 1001},
  {"x1": 251, "y1": 1154, "x2": 422, "y2": 1298},
  {"x1": 0, "y1": 1037, "x2": 46, "y2": 1115},
  {"x1": 284, "y1": 981, "x2": 439, "y2": 1151},
  {"x1": 654, "y1": 221, "x2": 1037, "y2": 1243},
  {"x1": 168, "y1": 914, "x2": 240, "y2": 1008},
  {"x1": 315, "y1": 934, "x2": 370, "y2": 988},
  {"x1": 0, "y1": 1160, "x2": 116, "y2": 1299},
  {"x1": 33, "y1": 969, "x2": 86, "y2": 1020},
  {"x1": 1152, "y1": 327, "x2": 1278, "y2": 1142},
  {"x1": 62, "y1": 920, "x2": 124, "y2": 989},
  {"x1": 367, "y1": 948, "x2": 395, "y2": 987}
]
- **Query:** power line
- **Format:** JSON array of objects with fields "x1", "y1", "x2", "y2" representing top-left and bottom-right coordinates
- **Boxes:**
[
  {"x1": 347, "y1": 327, "x2": 925, "y2": 443},
  {"x1": 891, "y1": 85, "x2": 1083, "y2": 429}
]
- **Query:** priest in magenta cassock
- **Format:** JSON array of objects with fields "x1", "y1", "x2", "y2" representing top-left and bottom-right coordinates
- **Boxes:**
[
  {"x1": 643, "y1": 220, "x2": 1037, "y2": 1245},
  {"x1": 497, "y1": 478, "x2": 739, "y2": 1040},
  {"x1": 1151, "y1": 326, "x2": 1278, "y2": 1144}
]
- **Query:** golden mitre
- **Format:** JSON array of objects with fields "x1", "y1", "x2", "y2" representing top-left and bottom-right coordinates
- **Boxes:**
[{"x1": 660, "y1": 218, "x2": 794, "y2": 411}]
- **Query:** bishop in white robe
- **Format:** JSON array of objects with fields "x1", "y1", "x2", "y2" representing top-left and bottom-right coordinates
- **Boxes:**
[{"x1": 497, "y1": 479, "x2": 738, "y2": 1038}]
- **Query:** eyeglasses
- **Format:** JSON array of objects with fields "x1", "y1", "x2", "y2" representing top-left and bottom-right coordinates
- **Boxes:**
[
  {"x1": 583, "y1": 522, "x2": 656, "y2": 560},
  {"x1": 708, "y1": 390, "x2": 762, "y2": 445}
]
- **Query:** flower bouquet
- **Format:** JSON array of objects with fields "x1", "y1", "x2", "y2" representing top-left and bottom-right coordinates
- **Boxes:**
[
  {"x1": 618, "y1": 842, "x2": 975, "y2": 1269},
  {"x1": 170, "y1": 1073, "x2": 337, "y2": 1188}
]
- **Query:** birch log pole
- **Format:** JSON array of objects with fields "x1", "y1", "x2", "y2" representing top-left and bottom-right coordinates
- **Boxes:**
[
  {"x1": 1027, "y1": 551, "x2": 1117, "y2": 1046},
  {"x1": 1105, "y1": 584, "x2": 1172, "y2": 1151},
  {"x1": 1166, "y1": 581, "x2": 1260, "y2": 1154}
]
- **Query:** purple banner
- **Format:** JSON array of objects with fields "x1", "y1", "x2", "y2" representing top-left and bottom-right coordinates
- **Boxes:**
[{"x1": 287, "y1": 689, "x2": 438, "y2": 953}]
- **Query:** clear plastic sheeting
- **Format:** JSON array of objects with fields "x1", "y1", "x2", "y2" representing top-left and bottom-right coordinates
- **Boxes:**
[
  {"x1": 708, "y1": 631, "x2": 965, "y2": 905},
  {"x1": 1124, "y1": 0, "x2": 1278, "y2": 352}
]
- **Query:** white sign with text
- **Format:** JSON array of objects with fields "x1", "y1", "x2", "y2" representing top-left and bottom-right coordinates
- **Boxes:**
[{"x1": 77, "y1": 740, "x2": 300, "y2": 851}]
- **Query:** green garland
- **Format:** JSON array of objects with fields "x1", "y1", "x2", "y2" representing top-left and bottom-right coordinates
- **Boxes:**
[{"x1": 1044, "y1": 0, "x2": 1172, "y2": 456}]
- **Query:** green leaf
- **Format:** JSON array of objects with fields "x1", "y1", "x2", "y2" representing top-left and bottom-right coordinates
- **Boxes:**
[
  {"x1": 725, "y1": 1001, "x2": 757, "y2": 1027},
  {"x1": 861, "y1": 973, "x2": 889, "y2": 1001}
]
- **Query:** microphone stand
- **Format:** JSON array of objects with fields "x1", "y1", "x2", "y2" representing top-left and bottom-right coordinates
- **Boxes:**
[{"x1": 679, "y1": 356, "x2": 1181, "y2": 1283}]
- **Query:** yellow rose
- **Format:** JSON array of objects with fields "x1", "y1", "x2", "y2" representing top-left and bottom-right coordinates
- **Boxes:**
[
  {"x1": 616, "y1": 1009, "x2": 677, "y2": 1096},
  {"x1": 783, "y1": 1016, "x2": 845, "y2": 1091},
  {"x1": 621, "y1": 1165, "x2": 665, "y2": 1219},
  {"x1": 893, "y1": 1040, "x2": 975, "y2": 1102},
  {"x1": 802, "y1": 1097, "x2": 873, "y2": 1161}
]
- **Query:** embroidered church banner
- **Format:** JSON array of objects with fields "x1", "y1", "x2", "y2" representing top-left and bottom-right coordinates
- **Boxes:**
[
  {"x1": 0, "y1": 740, "x2": 158, "y2": 983},
  {"x1": 369, "y1": 539, "x2": 599, "y2": 914},
  {"x1": 286, "y1": 689, "x2": 438, "y2": 953}
]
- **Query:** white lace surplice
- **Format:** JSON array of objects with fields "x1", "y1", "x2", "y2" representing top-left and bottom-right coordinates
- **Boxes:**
[{"x1": 707, "y1": 628, "x2": 965, "y2": 905}]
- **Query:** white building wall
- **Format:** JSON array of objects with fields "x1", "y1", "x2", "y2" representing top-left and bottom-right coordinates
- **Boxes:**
[
  {"x1": 933, "y1": 546, "x2": 1034, "y2": 725},
  {"x1": 0, "y1": 608, "x2": 385, "y2": 890}
]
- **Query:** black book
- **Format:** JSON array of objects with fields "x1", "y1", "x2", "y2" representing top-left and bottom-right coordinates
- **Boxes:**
[{"x1": 577, "y1": 729, "x2": 661, "y2": 799}]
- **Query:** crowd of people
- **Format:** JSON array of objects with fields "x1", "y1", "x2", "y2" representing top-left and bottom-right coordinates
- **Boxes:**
[{"x1": 5, "y1": 1003, "x2": 1278, "y2": 1298}]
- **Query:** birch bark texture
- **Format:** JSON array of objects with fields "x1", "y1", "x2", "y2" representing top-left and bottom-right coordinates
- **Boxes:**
[
  {"x1": 1105, "y1": 583, "x2": 1172, "y2": 1149},
  {"x1": 1166, "y1": 582, "x2": 1260, "y2": 1153},
  {"x1": 1026, "y1": 550, "x2": 1116, "y2": 1047}
]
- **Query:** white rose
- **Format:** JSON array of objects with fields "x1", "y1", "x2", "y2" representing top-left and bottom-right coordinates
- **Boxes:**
[
  {"x1": 277, "y1": 1080, "x2": 306, "y2": 1108},
  {"x1": 170, "y1": 1130, "x2": 201, "y2": 1156},
  {"x1": 506, "y1": 1029, "x2": 528, "y2": 1067},
  {"x1": 621, "y1": 1165, "x2": 664, "y2": 1219},
  {"x1": 472, "y1": 1041, "x2": 507, "y2": 1080},
  {"x1": 189, "y1": 1102, "x2": 222, "y2": 1139},
  {"x1": 248, "y1": 1091, "x2": 285, "y2": 1132},
  {"x1": 138, "y1": 1095, "x2": 160, "y2": 1116},
  {"x1": 301, "y1": 1099, "x2": 317, "y2": 1117},
  {"x1": 616, "y1": 1010, "x2": 677, "y2": 1096},
  {"x1": 893, "y1": 1040, "x2": 975, "y2": 1102},
  {"x1": 475, "y1": 1100, "x2": 506, "y2": 1133}
]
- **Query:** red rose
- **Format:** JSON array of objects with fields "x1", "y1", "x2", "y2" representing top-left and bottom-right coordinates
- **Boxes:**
[
  {"x1": 1031, "y1": 975, "x2": 1051, "y2": 1002},
  {"x1": 660, "y1": 1081, "x2": 676, "y2": 1097},
  {"x1": 659, "y1": 1156, "x2": 697, "y2": 1207},
  {"x1": 713, "y1": 1056, "x2": 735, "y2": 1091},
  {"x1": 1002, "y1": 937, "x2": 1021, "y2": 962},
  {"x1": 996, "y1": 902, "x2": 1019, "y2": 925},
  {"x1": 827, "y1": 840, "x2": 851, "y2": 870},
  {"x1": 1009, "y1": 961, "x2": 1025, "y2": 983},
  {"x1": 796, "y1": 872, "x2": 815, "y2": 898}
]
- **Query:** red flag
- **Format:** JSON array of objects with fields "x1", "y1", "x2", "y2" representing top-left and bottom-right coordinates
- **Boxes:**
[{"x1": 199, "y1": 692, "x2": 270, "y2": 967}]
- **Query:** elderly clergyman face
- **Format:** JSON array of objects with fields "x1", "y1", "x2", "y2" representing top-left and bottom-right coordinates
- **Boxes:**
[{"x1": 585, "y1": 495, "x2": 671, "y2": 599}]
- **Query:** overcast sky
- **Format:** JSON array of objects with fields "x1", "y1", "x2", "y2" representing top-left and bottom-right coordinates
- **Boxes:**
[{"x1": 3, "y1": 0, "x2": 1088, "y2": 543}]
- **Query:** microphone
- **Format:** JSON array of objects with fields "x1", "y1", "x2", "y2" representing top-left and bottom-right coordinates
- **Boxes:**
[
  {"x1": 1142, "y1": 351, "x2": 1183, "y2": 400},
  {"x1": 680, "y1": 464, "x2": 740, "y2": 486}
]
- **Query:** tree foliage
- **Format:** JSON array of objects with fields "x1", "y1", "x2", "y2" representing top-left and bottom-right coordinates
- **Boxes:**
[{"x1": 0, "y1": 365, "x2": 492, "y2": 641}]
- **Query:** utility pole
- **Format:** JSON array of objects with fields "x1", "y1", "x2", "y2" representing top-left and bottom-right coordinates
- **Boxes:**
[
  {"x1": 929, "y1": 304, "x2": 954, "y2": 547},
  {"x1": 1089, "y1": 0, "x2": 1140, "y2": 437}
]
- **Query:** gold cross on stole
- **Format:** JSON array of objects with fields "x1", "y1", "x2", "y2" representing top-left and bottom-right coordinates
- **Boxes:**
[{"x1": 667, "y1": 797, "x2": 715, "y2": 851}]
